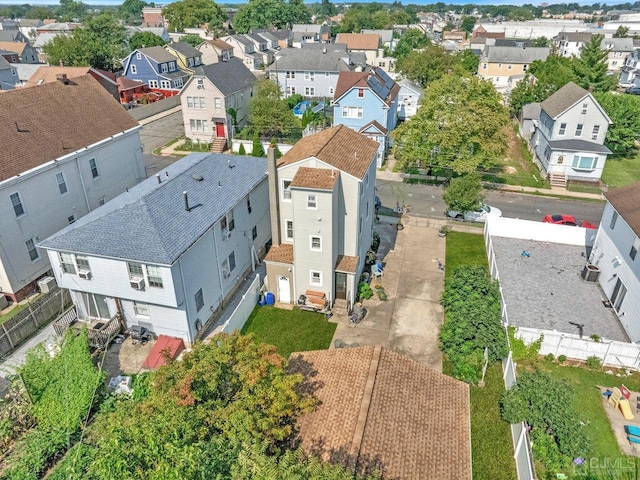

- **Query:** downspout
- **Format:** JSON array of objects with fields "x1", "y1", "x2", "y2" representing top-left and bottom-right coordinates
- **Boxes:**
[{"x1": 74, "y1": 157, "x2": 91, "y2": 212}]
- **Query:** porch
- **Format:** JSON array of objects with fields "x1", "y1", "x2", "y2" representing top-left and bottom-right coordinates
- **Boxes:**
[{"x1": 52, "y1": 305, "x2": 122, "y2": 350}]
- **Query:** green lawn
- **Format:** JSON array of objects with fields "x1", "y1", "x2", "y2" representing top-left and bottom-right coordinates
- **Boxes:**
[
  {"x1": 444, "y1": 231, "x2": 488, "y2": 280},
  {"x1": 241, "y1": 306, "x2": 337, "y2": 358},
  {"x1": 602, "y1": 155, "x2": 640, "y2": 188},
  {"x1": 0, "y1": 301, "x2": 31, "y2": 326}
]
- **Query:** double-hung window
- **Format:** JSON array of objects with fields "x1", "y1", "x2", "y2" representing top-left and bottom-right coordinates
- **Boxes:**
[
  {"x1": 10, "y1": 192, "x2": 24, "y2": 217},
  {"x1": 286, "y1": 220, "x2": 293, "y2": 240},
  {"x1": 146, "y1": 265, "x2": 163, "y2": 288},
  {"x1": 307, "y1": 194, "x2": 317, "y2": 209},
  {"x1": 304, "y1": 71, "x2": 314, "y2": 80},
  {"x1": 25, "y1": 239, "x2": 39, "y2": 261},
  {"x1": 134, "y1": 302, "x2": 150, "y2": 317},
  {"x1": 60, "y1": 253, "x2": 77, "y2": 274},
  {"x1": 282, "y1": 180, "x2": 292, "y2": 201},
  {"x1": 310, "y1": 236, "x2": 322, "y2": 251},
  {"x1": 76, "y1": 255, "x2": 90, "y2": 273},
  {"x1": 558, "y1": 123, "x2": 566, "y2": 135},
  {"x1": 575, "y1": 124, "x2": 583, "y2": 137},
  {"x1": 128, "y1": 262, "x2": 144, "y2": 279},
  {"x1": 56, "y1": 172, "x2": 67, "y2": 195},
  {"x1": 342, "y1": 106, "x2": 363, "y2": 118},
  {"x1": 89, "y1": 158, "x2": 99, "y2": 178},
  {"x1": 592, "y1": 125, "x2": 600, "y2": 140}
]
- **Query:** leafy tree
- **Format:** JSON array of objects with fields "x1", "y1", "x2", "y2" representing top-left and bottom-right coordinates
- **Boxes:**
[
  {"x1": 129, "y1": 31, "x2": 166, "y2": 50},
  {"x1": 24, "y1": 6, "x2": 55, "y2": 19},
  {"x1": 594, "y1": 92, "x2": 640, "y2": 156},
  {"x1": 392, "y1": 75, "x2": 510, "y2": 174},
  {"x1": 442, "y1": 173, "x2": 484, "y2": 213},
  {"x1": 396, "y1": 43, "x2": 463, "y2": 88},
  {"x1": 392, "y1": 28, "x2": 430, "y2": 60},
  {"x1": 316, "y1": 0, "x2": 336, "y2": 17},
  {"x1": 460, "y1": 15, "x2": 476, "y2": 33},
  {"x1": 252, "y1": 131, "x2": 265, "y2": 157},
  {"x1": 572, "y1": 34, "x2": 616, "y2": 92},
  {"x1": 286, "y1": 93, "x2": 304, "y2": 109},
  {"x1": 162, "y1": 0, "x2": 227, "y2": 34},
  {"x1": 118, "y1": 0, "x2": 147, "y2": 23},
  {"x1": 249, "y1": 79, "x2": 298, "y2": 138},
  {"x1": 614, "y1": 25, "x2": 629, "y2": 38},
  {"x1": 458, "y1": 49, "x2": 479, "y2": 74},
  {"x1": 533, "y1": 36, "x2": 549, "y2": 47},
  {"x1": 238, "y1": 143, "x2": 247, "y2": 155},
  {"x1": 179, "y1": 33, "x2": 204, "y2": 47},
  {"x1": 57, "y1": 0, "x2": 88, "y2": 21},
  {"x1": 232, "y1": 0, "x2": 309, "y2": 33}
]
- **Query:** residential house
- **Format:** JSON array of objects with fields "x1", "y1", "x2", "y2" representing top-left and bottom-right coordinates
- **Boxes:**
[
  {"x1": 219, "y1": 34, "x2": 264, "y2": 71},
  {"x1": 471, "y1": 25, "x2": 505, "y2": 39},
  {"x1": 257, "y1": 29, "x2": 292, "y2": 49},
  {"x1": 18, "y1": 19, "x2": 43, "y2": 41},
  {"x1": 479, "y1": 46, "x2": 549, "y2": 93},
  {"x1": 333, "y1": 67, "x2": 400, "y2": 167},
  {"x1": 165, "y1": 42, "x2": 203, "y2": 73},
  {"x1": 198, "y1": 38, "x2": 234, "y2": 65},
  {"x1": 0, "y1": 29, "x2": 29, "y2": 43},
  {"x1": 0, "y1": 48, "x2": 18, "y2": 63},
  {"x1": 125, "y1": 26, "x2": 171, "y2": 43},
  {"x1": 619, "y1": 44, "x2": 640, "y2": 87},
  {"x1": 494, "y1": 38, "x2": 535, "y2": 48},
  {"x1": 291, "y1": 24, "x2": 330, "y2": 47},
  {"x1": 23, "y1": 66, "x2": 119, "y2": 101},
  {"x1": 590, "y1": 182, "x2": 640, "y2": 341},
  {"x1": 396, "y1": 79, "x2": 423, "y2": 120},
  {"x1": 519, "y1": 102, "x2": 541, "y2": 140},
  {"x1": 0, "y1": 56, "x2": 16, "y2": 89},
  {"x1": 267, "y1": 43, "x2": 365, "y2": 98},
  {"x1": 264, "y1": 125, "x2": 379, "y2": 308},
  {"x1": 0, "y1": 20, "x2": 19, "y2": 30},
  {"x1": 370, "y1": 55, "x2": 396, "y2": 74},
  {"x1": 0, "y1": 41, "x2": 38, "y2": 63},
  {"x1": 32, "y1": 32, "x2": 61, "y2": 59},
  {"x1": 442, "y1": 30, "x2": 467, "y2": 42},
  {"x1": 8, "y1": 62, "x2": 40, "y2": 87},
  {"x1": 117, "y1": 76, "x2": 150, "y2": 104},
  {"x1": 180, "y1": 58, "x2": 256, "y2": 150},
  {"x1": 142, "y1": 7, "x2": 167, "y2": 27},
  {"x1": 0, "y1": 75, "x2": 145, "y2": 303},
  {"x1": 121, "y1": 46, "x2": 189, "y2": 97},
  {"x1": 335, "y1": 33, "x2": 381, "y2": 64},
  {"x1": 554, "y1": 32, "x2": 593, "y2": 58},
  {"x1": 361, "y1": 29, "x2": 396, "y2": 51},
  {"x1": 35, "y1": 23, "x2": 79, "y2": 36},
  {"x1": 290, "y1": 346, "x2": 471, "y2": 480},
  {"x1": 40, "y1": 153, "x2": 271, "y2": 343},
  {"x1": 242, "y1": 33, "x2": 273, "y2": 67},
  {"x1": 256, "y1": 30, "x2": 284, "y2": 51},
  {"x1": 601, "y1": 37, "x2": 634, "y2": 73},
  {"x1": 531, "y1": 81, "x2": 612, "y2": 185}
]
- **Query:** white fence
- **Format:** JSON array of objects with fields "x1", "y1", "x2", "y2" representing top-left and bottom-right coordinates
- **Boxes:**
[
  {"x1": 516, "y1": 327, "x2": 640, "y2": 370},
  {"x1": 219, "y1": 274, "x2": 261, "y2": 334},
  {"x1": 230, "y1": 140, "x2": 293, "y2": 155}
]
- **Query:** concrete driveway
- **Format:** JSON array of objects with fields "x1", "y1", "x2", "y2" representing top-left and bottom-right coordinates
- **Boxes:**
[{"x1": 331, "y1": 215, "x2": 446, "y2": 371}]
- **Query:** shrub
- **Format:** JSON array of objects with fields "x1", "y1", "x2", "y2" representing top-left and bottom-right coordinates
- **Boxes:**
[
  {"x1": 251, "y1": 132, "x2": 264, "y2": 157},
  {"x1": 358, "y1": 282, "x2": 373, "y2": 300},
  {"x1": 586, "y1": 356, "x2": 603, "y2": 370},
  {"x1": 508, "y1": 327, "x2": 543, "y2": 362},
  {"x1": 545, "y1": 353, "x2": 555, "y2": 362},
  {"x1": 558, "y1": 355, "x2": 567, "y2": 364},
  {"x1": 238, "y1": 143, "x2": 246, "y2": 155},
  {"x1": 590, "y1": 334, "x2": 601, "y2": 343}
]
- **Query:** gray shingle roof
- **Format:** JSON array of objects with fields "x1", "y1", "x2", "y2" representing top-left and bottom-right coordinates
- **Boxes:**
[
  {"x1": 601, "y1": 37, "x2": 634, "y2": 52},
  {"x1": 548, "y1": 139, "x2": 612, "y2": 154},
  {"x1": 269, "y1": 43, "x2": 351, "y2": 72},
  {"x1": 230, "y1": 34, "x2": 252, "y2": 46},
  {"x1": 0, "y1": 56, "x2": 11, "y2": 71},
  {"x1": 195, "y1": 58, "x2": 256, "y2": 96},
  {"x1": 541, "y1": 81, "x2": 588, "y2": 118},
  {"x1": 138, "y1": 46, "x2": 178, "y2": 64},
  {"x1": 521, "y1": 102, "x2": 541, "y2": 120},
  {"x1": 167, "y1": 41, "x2": 200, "y2": 58},
  {"x1": 40, "y1": 153, "x2": 267, "y2": 265},
  {"x1": 485, "y1": 46, "x2": 549, "y2": 64}
]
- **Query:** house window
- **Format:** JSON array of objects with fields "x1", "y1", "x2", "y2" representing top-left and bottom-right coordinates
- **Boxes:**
[
  {"x1": 544, "y1": 145, "x2": 551, "y2": 161},
  {"x1": 82, "y1": 292, "x2": 110, "y2": 319},
  {"x1": 60, "y1": 253, "x2": 76, "y2": 274},
  {"x1": 145, "y1": 265, "x2": 163, "y2": 288},
  {"x1": 220, "y1": 210, "x2": 235, "y2": 231},
  {"x1": 251, "y1": 225, "x2": 257, "y2": 240},
  {"x1": 342, "y1": 106, "x2": 363, "y2": 118},
  {"x1": 128, "y1": 262, "x2": 144, "y2": 279},
  {"x1": 136, "y1": 52, "x2": 141, "y2": 59},
  {"x1": 307, "y1": 194, "x2": 317, "y2": 209},
  {"x1": 169, "y1": 62, "x2": 176, "y2": 72},
  {"x1": 582, "y1": 103, "x2": 588, "y2": 114},
  {"x1": 558, "y1": 123, "x2": 566, "y2": 135},
  {"x1": 56, "y1": 172, "x2": 67, "y2": 195},
  {"x1": 592, "y1": 125, "x2": 600, "y2": 140},
  {"x1": 188, "y1": 57, "x2": 194, "y2": 67},
  {"x1": 161, "y1": 63, "x2": 168, "y2": 73},
  {"x1": 305, "y1": 87, "x2": 315, "y2": 96},
  {"x1": 325, "y1": 71, "x2": 330, "y2": 77},
  {"x1": 134, "y1": 301, "x2": 149, "y2": 317},
  {"x1": 25, "y1": 239, "x2": 39, "y2": 262},
  {"x1": 161, "y1": 80, "x2": 171, "y2": 89},
  {"x1": 575, "y1": 124, "x2": 583, "y2": 137},
  {"x1": 195, "y1": 288, "x2": 204, "y2": 312},
  {"x1": 175, "y1": 78, "x2": 183, "y2": 87},
  {"x1": 196, "y1": 78, "x2": 204, "y2": 88},
  {"x1": 10, "y1": 192, "x2": 24, "y2": 217},
  {"x1": 611, "y1": 211, "x2": 618, "y2": 229},
  {"x1": 286, "y1": 71, "x2": 295, "y2": 79},
  {"x1": 357, "y1": 88, "x2": 364, "y2": 98},
  {"x1": 189, "y1": 119, "x2": 209, "y2": 132},
  {"x1": 98, "y1": 197, "x2": 105, "y2": 206},
  {"x1": 214, "y1": 98, "x2": 221, "y2": 110},
  {"x1": 630, "y1": 237, "x2": 640, "y2": 261},
  {"x1": 286, "y1": 86, "x2": 296, "y2": 95},
  {"x1": 498, "y1": 63, "x2": 502, "y2": 68},
  {"x1": 304, "y1": 71, "x2": 314, "y2": 80},
  {"x1": 228, "y1": 251, "x2": 236, "y2": 271},
  {"x1": 131, "y1": 64, "x2": 137, "y2": 74},
  {"x1": 247, "y1": 196, "x2": 252, "y2": 213},
  {"x1": 310, "y1": 235, "x2": 321, "y2": 251},
  {"x1": 89, "y1": 158, "x2": 99, "y2": 178},
  {"x1": 282, "y1": 180, "x2": 292, "y2": 201},
  {"x1": 148, "y1": 80, "x2": 158, "y2": 88},
  {"x1": 286, "y1": 220, "x2": 293, "y2": 240},
  {"x1": 68, "y1": 215, "x2": 75, "y2": 224},
  {"x1": 76, "y1": 255, "x2": 90, "y2": 273},
  {"x1": 507, "y1": 64, "x2": 512, "y2": 70},
  {"x1": 571, "y1": 155, "x2": 597, "y2": 170},
  {"x1": 187, "y1": 96, "x2": 205, "y2": 108},
  {"x1": 310, "y1": 270, "x2": 322, "y2": 286}
]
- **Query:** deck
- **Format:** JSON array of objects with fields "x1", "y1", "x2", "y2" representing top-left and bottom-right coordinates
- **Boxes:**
[{"x1": 52, "y1": 305, "x2": 122, "y2": 349}]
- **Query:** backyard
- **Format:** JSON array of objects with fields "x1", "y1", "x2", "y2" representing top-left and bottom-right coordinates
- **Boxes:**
[
  {"x1": 241, "y1": 306, "x2": 336, "y2": 358},
  {"x1": 602, "y1": 154, "x2": 640, "y2": 188}
]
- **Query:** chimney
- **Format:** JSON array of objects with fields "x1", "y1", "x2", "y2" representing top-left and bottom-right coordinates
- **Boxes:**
[
  {"x1": 56, "y1": 73, "x2": 69, "y2": 85},
  {"x1": 588, "y1": 85, "x2": 594, "y2": 93},
  {"x1": 156, "y1": 174, "x2": 162, "y2": 184},
  {"x1": 183, "y1": 191, "x2": 191, "y2": 212},
  {"x1": 267, "y1": 146, "x2": 281, "y2": 245}
]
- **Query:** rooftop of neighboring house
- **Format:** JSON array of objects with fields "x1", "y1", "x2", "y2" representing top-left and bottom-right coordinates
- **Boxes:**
[
  {"x1": 9, "y1": 62, "x2": 40, "y2": 82},
  {"x1": 226, "y1": 34, "x2": 253, "y2": 46},
  {"x1": 397, "y1": 78, "x2": 424, "y2": 95},
  {"x1": 202, "y1": 38, "x2": 234, "y2": 51},
  {"x1": 268, "y1": 43, "x2": 354, "y2": 72},
  {"x1": 0, "y1": 41, "x2": 27, "y2": 55},
  {"x1": 0, "y1": 30, "x2": 24, "y2": 42},
  {"x1": 18, "y1": 19, "x2": 44, "y2": 27},
  {"x1": 521, "y1": 102, "x2": 541, "y2": 120},
  {"x1": 33, "y1": 32, "x2": 60, "y2": 48},
  {"x1": 601, "y1": 37, "x2": 634, "y2": 52},
  {"x1": 555, "y1": 31, "x2": 593, "y2": 43},
  {"x1": 132, "y1": 45, "x2": 179, "y2": 64},
  {"x1": 278, "y1": 124, "x2": 379, "y2": 180},
  {"x1": 288, "y1": 346, "x2": 471, "y2": 480},
  {"x1": 256, "y1": 29, "x2": 291, "y2": 41},
  {"x1": 167, "y1": 41, "x2": 201, "y2": 58},
  {"x1": 493, "y1": 38, "x2": 535, "y2": 47},
  {"x1": 604, "y1": 182, "x2": 640, "y2": 237},
  {"x1": 23, "y1": 66, "x2": 116, "y2": 89},
  {"x1": 191, "y1": 57, "x2": 256, "y2": 96},
  {"x1": 291, "y1": 24, "x2": 322, "y2": 33},
  {"x1": 125, "y1": 26, "x2": 167, "y2": 38},
  {"x1": 290, "y1": 166, "x2": 339, "y2": 190},
  {"x1": 334, "y1": 66, "x2": 400, "y2": 106},
  {"x1": 40, "y1": 153, "x2": 267, "y2": 265},
  {"x1": 264, "y1": 243, "x2": 294, "y2": 264},
  {"x1": 244, "y1": 33, "x2": 266, "y2": 45},
  {"x1": 484, "y1": 45, "x2": 550, "y2": 64},
  {"x1": 540, "y1": 81, "x2": 609, "y2": 121},
  {"x1": 0, "y1": 74, "x2": 138, "y2": 183},
  {"x1": 335, "y1": 32, "x2": 381, "y2": 51},
  {"x1": 361, "y1": 29, "x2": 394, "y2": 43},
  {"x1": 0, "y1": 55, "x2": 11, "y2": 71},
  {"x1": 255, "y1": 30, "x2": 279, "y2": 44},
  {"x1": 117, "y1": 76, "x2": 146, "y2": 91},
  {"x1": 37, "y1": 22, "x2": 79, "y2": 32}
]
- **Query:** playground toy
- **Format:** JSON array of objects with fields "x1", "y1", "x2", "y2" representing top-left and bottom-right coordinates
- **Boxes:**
[{"x1": 608, "y1": 387, "x2": 635, "y2": 420}]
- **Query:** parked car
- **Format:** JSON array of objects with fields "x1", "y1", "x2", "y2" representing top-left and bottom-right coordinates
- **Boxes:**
[
  {"x1": 542, "y1": 214, "x2": 597, "y2": 229},
  {"x1": 446, "y1": 204, "x2": 502, "y2": 223},
  {"x1": 626, "y1": 86, "x2": 640, "y2": 95}
]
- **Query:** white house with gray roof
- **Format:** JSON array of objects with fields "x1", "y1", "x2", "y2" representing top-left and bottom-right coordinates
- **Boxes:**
[
  {"x1": 601, "y1": 37, "x2": 634, "y2": 73},
  {"x1": 479, "y1": 46, "x2": 550, "y2": 94},
  {"x1": 0, "y1": 56, "x2": 16, "y2": 90},
  {"x1": 40, "y1": 153, "x2": 272, "y2": 343},
  {"x1": 531, "y1": 81, "x2": 612, "y2": 185},
  {"x1": 219, "y1": 34, "x2": 264, "y2": 71}
]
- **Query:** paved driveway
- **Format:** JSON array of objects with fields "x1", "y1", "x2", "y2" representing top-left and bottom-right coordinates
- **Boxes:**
[{"x1": 331, "y1": 216, "x2": 446, "y2": 371}]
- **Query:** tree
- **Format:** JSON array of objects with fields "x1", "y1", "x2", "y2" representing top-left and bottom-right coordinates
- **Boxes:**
[
  {"x1": 252, "y1": 131, "x2": 265, "y2": 157},
  {"x1": 396, "y1": 43, "x2": 463, "y2": 88},
  {"x1": 316, "y1": 0, "x2": 336, "y2": 17},
  {"x1": 129, "y1": 31, "x2": 166, "y2": 50},
  {"x1": 533, "y1": 36, "x2": 549, "y2": 47},
  {"x1": 593, "y1": 92, "x2": 640, "y2": 156},
  {"x1": 442, "y1": 173, "x2": 484, "y2": 213},
  {"x1": 572, "y1": 34, "x2": 616, "y2": 92},
  {"x1": 57, "y1": 0, "x2": 88, "y2": 21},
  {"x1": 392, "y1": 28, "x2": 430, "y2": 60},
  {"x1": 24, "y1": 6, "x2": 55, "y2": 19},
  {"x1": 458, "y1": 49, "x2": 479, "y2": 74},
  {"x1": 249, "y1": 79, "x2": 298, "y2": 138},
  {"x1": 392, "y1": 75, "x2": 510, "y2": 174},
  {"x1": 232, "y1": 0, "x2": 309, "y2": 33},
  {"x1": 460, "y1": 15, "x2": 476, "y2": 34},
  {"x1": 162, "y1": 0, "x2": 227, "y2": 34},
  {"x1": 179, "y1": 33, "x2": 204, "y2": 47},
  {"x1": 118, "y1": 0, "x2": 147, "y2": 23},
  {"x1": 614, "y1": 25, "x2": 629, "y2": 38}
]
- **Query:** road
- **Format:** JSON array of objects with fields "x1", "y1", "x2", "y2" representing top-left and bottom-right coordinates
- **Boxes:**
[
  {"x1": 375, "y1": 180, "x2": 606, "y2": 226},
  {"x1": 139, "y1": 111, "x2": 184, "y2": 178}
]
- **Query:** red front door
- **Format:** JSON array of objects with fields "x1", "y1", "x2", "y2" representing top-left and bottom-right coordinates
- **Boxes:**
[{"x1": 215, "y1": 122, "x2": 225, "y2": 138}]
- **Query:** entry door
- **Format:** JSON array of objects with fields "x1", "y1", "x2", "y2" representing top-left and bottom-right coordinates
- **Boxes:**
[
  {"x1": 335, "y1": 273, "x2": 347, "y2": 300},
  {"x1": 611, "y1": 278, "x2": 628, "y2": 312},
  {"x1": 215, "y1": 122, "x2": 225, "y2": 138},
  {"x1": 278, "y1": 276, "x2": 291, "y2": 303}
]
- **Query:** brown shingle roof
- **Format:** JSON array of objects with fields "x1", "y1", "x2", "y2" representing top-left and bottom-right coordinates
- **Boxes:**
[
  {"x1": 264, "y1": 244, "x2": 294, "y2": 264},
  {"x1": 0, "y1": 75, "x2": 139, "y2": 183},
  {"x1": 335, "y1": 255, "x2": 358, "y2": 273},
  {"x1": 541, "y1": 81, "x2": 589, "y2": 119},
  {"x1": 290, "y1": 167, "x2": 338, "y2": 190},
  {"x1": 604, "y1": 182, "x2": 640, "y2": 237},
  {"x1": 335, "y1": 33, "x2": 380, "y2": 50},
  {"x1": 206, "y1": 38, "x2": 233, "y2": 50},
  {"x1": 334, "y1": 67, "x2": 399, "y2": 106},
  {"x1": 24, "y1": 66, "x2": 114, "y2": 88},
  {"x1": 289, "y1": 346, "x2": 471, "y2": 480},
  {"x1": 278, "y1": 125, "x2": 378, "y2": 180},
  {"x1": 0, "y1": 41, "x2": 26, "y2": 55}
]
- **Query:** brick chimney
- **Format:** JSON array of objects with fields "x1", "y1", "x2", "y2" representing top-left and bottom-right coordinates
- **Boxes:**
[{"x1": 56, "y1": 73, "x2": 69, "y2": 85}]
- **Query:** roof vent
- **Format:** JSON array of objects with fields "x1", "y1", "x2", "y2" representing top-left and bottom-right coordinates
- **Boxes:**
[{"x1": 192, "y1": 173, "x2": 203, "y2": 181}]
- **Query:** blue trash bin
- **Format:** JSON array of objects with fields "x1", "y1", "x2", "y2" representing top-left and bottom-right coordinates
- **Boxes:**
[{"x1": 265, "y1": 292, "x2": 275, "y2": 306}]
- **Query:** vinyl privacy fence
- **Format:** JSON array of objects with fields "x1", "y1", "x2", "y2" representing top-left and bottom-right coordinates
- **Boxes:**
[{"x1": 219, "y1": 273, "x2": 261, "y2": 334}]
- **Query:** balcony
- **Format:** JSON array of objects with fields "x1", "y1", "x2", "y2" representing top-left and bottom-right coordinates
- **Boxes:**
[{"x1": 53, "y1": 305, "x2": 122, "y2": 349}]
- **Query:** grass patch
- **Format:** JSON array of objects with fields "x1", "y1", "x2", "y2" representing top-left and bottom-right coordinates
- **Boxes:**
[
  {"x1": 444, "y1": 231, "x2": 488, "y2": 280},
  {"x1": 567, "y1": 182, "x2": 603, "y2": 195},
  {"x1": 602, "y1": 154, "x2": 640, "y2": 188},
  {"x1": 241, "y1": 306, "x2": 336, "y2": 358},
  {"x1": 175, "y1": 138, "x2": 211, "y2": 152},
  {"x1": 470, "y1": 363, "x2": 517, "y2": 480}
]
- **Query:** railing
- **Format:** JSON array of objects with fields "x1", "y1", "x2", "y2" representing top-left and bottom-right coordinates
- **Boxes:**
[
  {"x1": 52, "y1": 307, "x2": 121, "y2": 350},
  {"x1": 52, "y1": 305, "x2": 78, "y2": 336}
]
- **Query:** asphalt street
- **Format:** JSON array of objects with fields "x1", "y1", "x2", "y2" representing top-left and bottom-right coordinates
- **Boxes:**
[{"x1": 139, "y1": 111, "x2": 184, "y2": 177}]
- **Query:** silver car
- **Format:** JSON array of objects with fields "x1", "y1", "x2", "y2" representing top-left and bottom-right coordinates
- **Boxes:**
[{"x1": 447, "y1": 204, "x2": 502, "y2": 223}]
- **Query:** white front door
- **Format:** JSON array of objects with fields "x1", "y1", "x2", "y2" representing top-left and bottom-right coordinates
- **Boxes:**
[{"x1": 278, "y1": 276, "x2": 291, "y2": 303}]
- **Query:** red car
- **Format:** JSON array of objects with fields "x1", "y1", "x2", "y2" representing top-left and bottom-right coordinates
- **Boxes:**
[{"x1": 543, "y1": 214, "x2": 597, "y2": 229}]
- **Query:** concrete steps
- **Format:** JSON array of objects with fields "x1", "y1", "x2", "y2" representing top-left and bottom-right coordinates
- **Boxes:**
[{"x1": 210, "y1": 138, "x2": 227, "y2": 153}]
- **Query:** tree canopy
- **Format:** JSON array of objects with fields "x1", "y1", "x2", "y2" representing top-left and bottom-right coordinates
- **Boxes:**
[
  {"x1": 57, "y1": 0, "x2": 88, "y2": 21},
  {"x1": 162, "y1": 0, "x2": 227, "y2": 35},
  {"x1": 392, "y1": 74, "x2": 510, "y2": 174},
  {"x1": 392, "y1": 28, "x2": 430, "y2": 60},
  {"x1": 572, "y1": 34, "x2": 616, "y2": 92},
  {"x1": 442, "y1": 173, "x2": 484, "y2": 213},
  {"x1": 118, "y1": 0, "x2": 148, "y2": 24},
  {"x1": 460, "y1": 15, "x2": 476, "y2": 33},
  {"x1": 233, "y1": 0, "x2": 310, "y2": 33},
  {"x1": 396, "y1": 43, "x2": 464, "y2": 88},
  {"x1": 593, "y1": 91, "x2": 640, "y2": 156},
  {"x1": 249, "y1": 80, "x2": 299, "y2": 138},
  {"x1": 336, "y1": 3, "x2": 414, "y2": 33},
  {"x1": 129, "y1": 31, "x2": 166, "y2": 50},
  {"x1": 179, "y1": 33, "x2": 205, "y2": 47}
]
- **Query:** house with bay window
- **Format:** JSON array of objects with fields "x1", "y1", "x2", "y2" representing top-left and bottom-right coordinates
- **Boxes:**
[
  {"x1": 40, "y1": 153, "x2": 271, "y2": 343},
  {"x1": 121, "y1": 46, "x2": 189, "y2": 97},
  {"x1": 530, "y1": 81, "x2": 612, "y2": 186}
]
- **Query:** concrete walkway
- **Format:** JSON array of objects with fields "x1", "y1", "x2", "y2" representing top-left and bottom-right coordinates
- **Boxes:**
[{"x1": 330, "y1": 217, "x2": 446, "y2": 371}]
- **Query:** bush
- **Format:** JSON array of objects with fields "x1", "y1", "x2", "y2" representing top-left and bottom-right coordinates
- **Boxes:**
[
  {"x1": 586, "y1": 356, "x2": 603, "y2": 370},
  {"x1": 358, "y1": 282, "x2": 373, "y2": 300},
  {"x1": 508, "y1": 327, "x2": 543, "y2": 362},
  {"x1": 544, "y1": 353, "x2": 555, "y2": 362},
  {"x1": 238, "y1": 143, "x2": 246, "y2": 155},
  {"x1": 558, "y1": 355, "x2": 567, "y2": 364},
  {"x1": 251, "y1": 132, "x2": 264, "y2": 157}
]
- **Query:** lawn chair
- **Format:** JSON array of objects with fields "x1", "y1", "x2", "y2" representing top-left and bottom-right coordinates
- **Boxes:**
[{"x1": 371, "y1": 263, "x2": 383, "y2": 279}]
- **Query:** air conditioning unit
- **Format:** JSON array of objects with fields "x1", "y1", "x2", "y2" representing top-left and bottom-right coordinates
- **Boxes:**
[
  {"x1": 37, "y1": 276, "x2": 57, "y2": 294},
  {"x1": 223, "y1": 229, "x2": 231, "y2": 240},
  {"x1": 78, "y1": 269, "x2": 92, "y2": 280},
  {"x1": 130, "y1": 276, "x2": 145, "y2": 290},
  {"x1": 223, "y1": 269, "x2": 231, "y2": 279}
]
